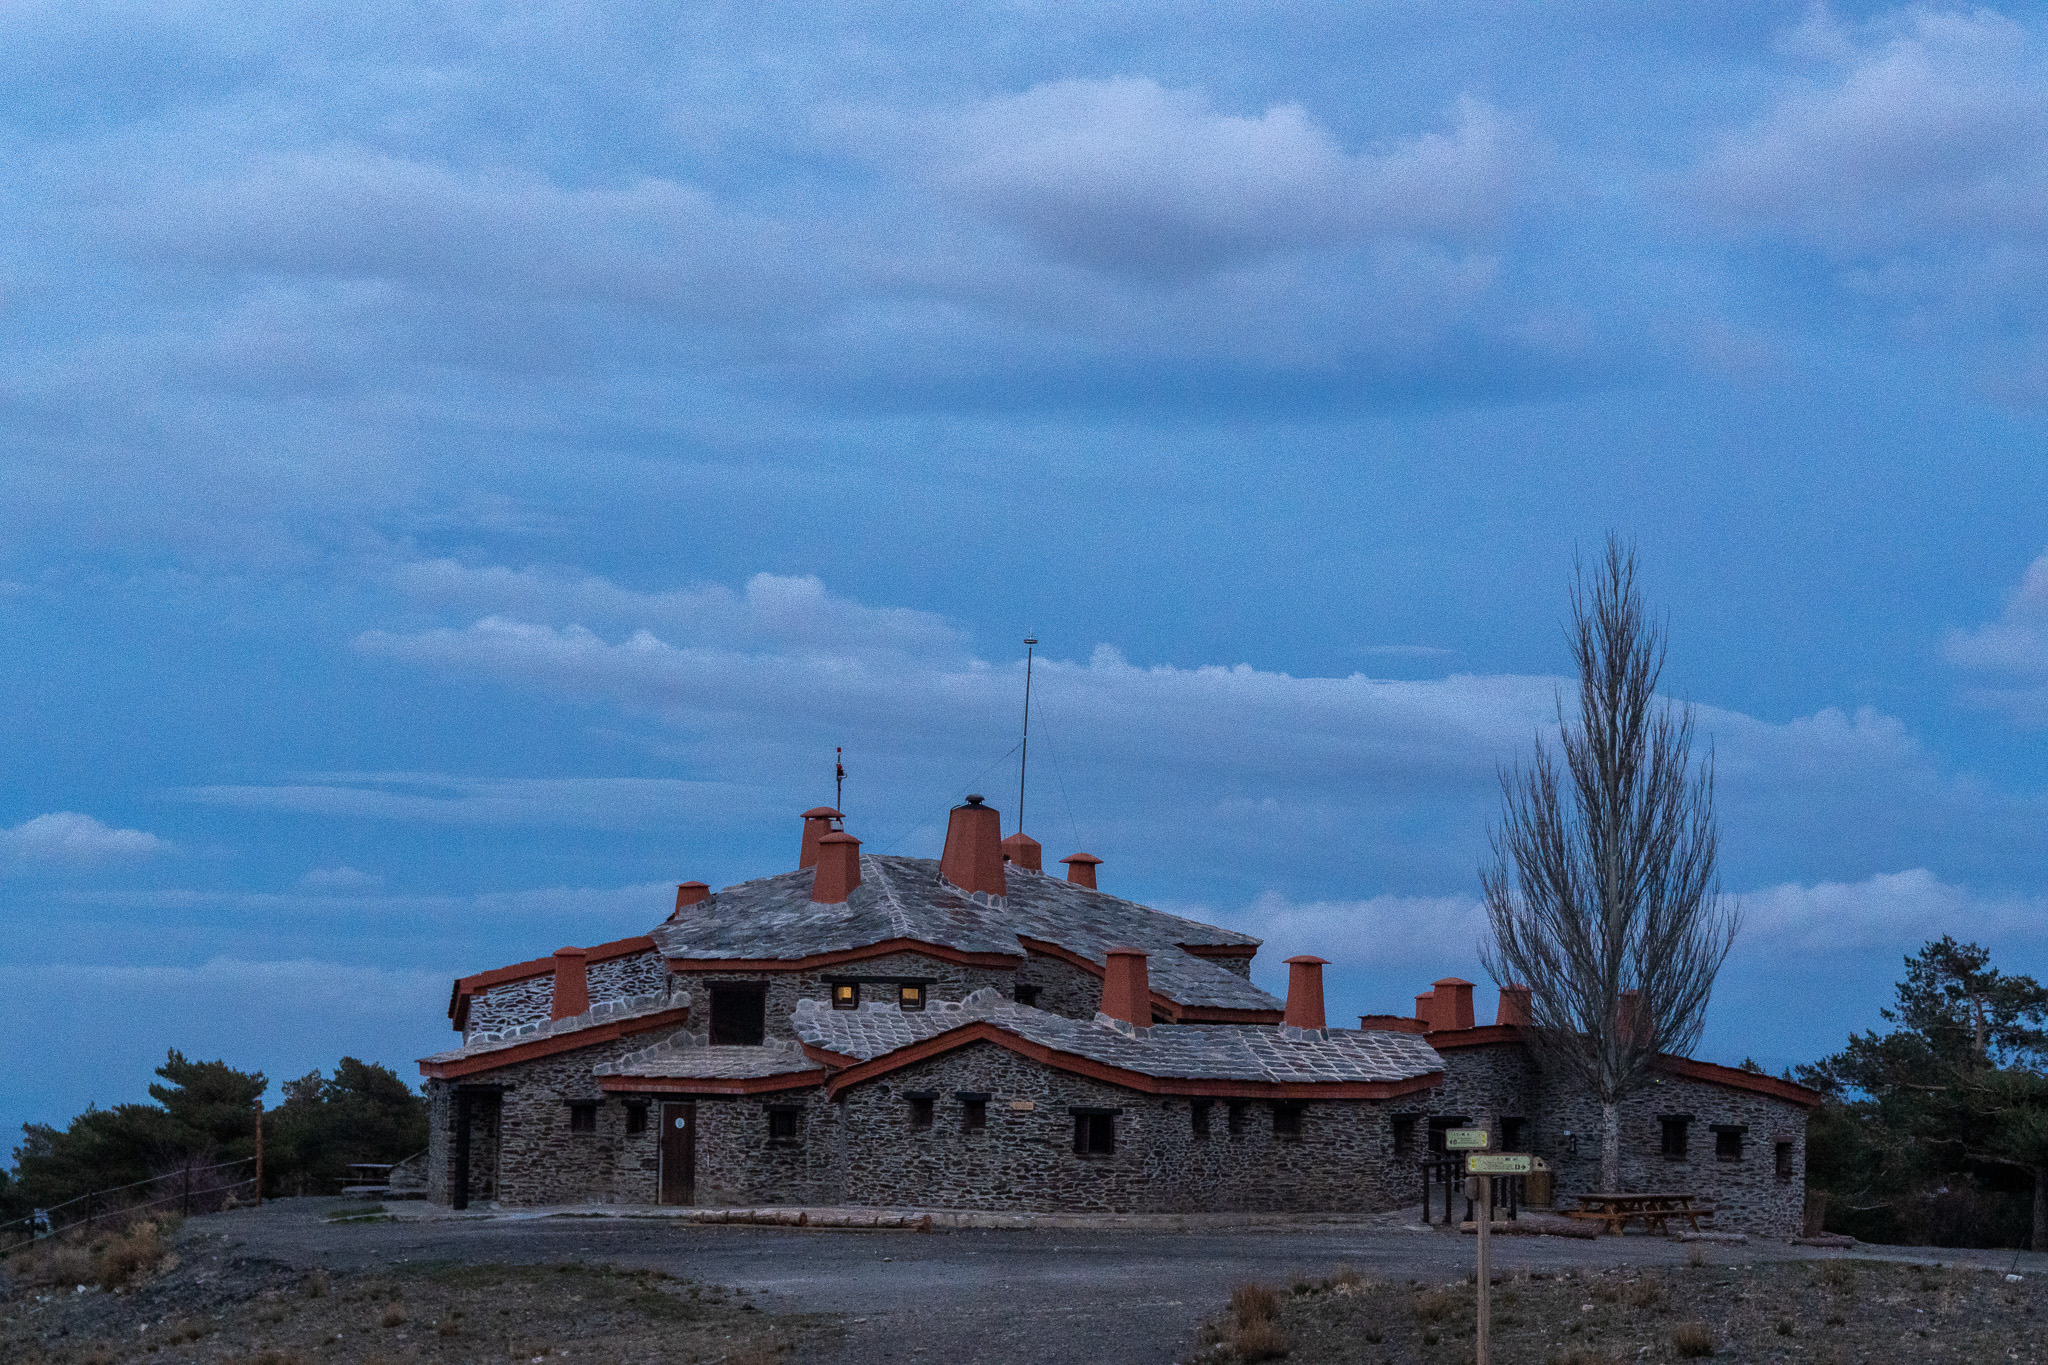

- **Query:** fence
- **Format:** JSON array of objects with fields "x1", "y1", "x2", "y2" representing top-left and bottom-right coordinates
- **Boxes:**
[{"x1": 0, "y1": 1156, "x2": 257, "y2": 1258}]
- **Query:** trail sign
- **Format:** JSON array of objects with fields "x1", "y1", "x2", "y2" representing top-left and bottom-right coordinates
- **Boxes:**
[
  {"x1": 1468, "y1": 1153, "x2": 1532, "y2": 1175},
  {"x1": 1444, "y1": 1128, "x2": 1489, "y2": 1150}
]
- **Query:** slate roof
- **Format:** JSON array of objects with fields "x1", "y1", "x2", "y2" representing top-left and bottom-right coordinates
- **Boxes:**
[
  {"x1": 791, "y1": 988, "x2": 1444, "y2": 1086},
  {"x1": 419, "y1": 989, "x2": 684, "y2": 1066},
  {"x1": 595, "y1": 1032, "x2": 822, "y2": 1081},
  {"x1": 651, "y1": 854, "x2": 1278, "y2": 1015}
]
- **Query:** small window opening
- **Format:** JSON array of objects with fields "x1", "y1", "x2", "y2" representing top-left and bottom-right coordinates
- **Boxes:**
[
  {"x1": 1713, "y1": 1125, "x2": 1746, "y2": 1161},
  {"x1": 1013, "y1": 984, "x2": 1040, "y2": 1007},
  {"x1": 768, "y1": 1108, "x2": 800, "y2": 1142},
  {"x1": 961, "y1": 1098, "x2": 987, "y2": 1132},
  {"x1": 1191, "y1": 1101, "x2": 1212, "y2": 1139},
  {"x1": 908, "y1": 1096, "x2": 934, "y2": 1130},
  {"x1": 1660, "y1": 1116, "x2": 1690, "y2": 1160},
  {"x1": 569, "y1": 1102, "x2": 597, "y2": 1134},
  {"x1": 1775, "y1": 1141, "x2": 1794, "y2": 1182},
  {"x1": 1500, "y1": 1117, "x2": 1525, "y2": 1151},
  {"x1": 899, "y1": 983, "x2": 926, "y2": 1012},
  {"x1": 1073, "y1": 1112, "x2": 1115, "y2": 1155},
  {"x1": 1226, "y1": 1102, "x2": 1248, "y2": 1136},
  {"x1": 709, "y1": 983, "x2": 768, "y2": 1046},
  {"x1": 1392, "y1": 1115, "x2": 1418, "y2": 1163},
  {"x1": 1272, "y1": 1104, "x2": 1303, "y2": 1138},
  {"x1": 625, "y1": 1103, "x2": 647, "y2": 1135},
  {"x1": 831, "y1": 982, "x2": 859, "y2": 1010}
]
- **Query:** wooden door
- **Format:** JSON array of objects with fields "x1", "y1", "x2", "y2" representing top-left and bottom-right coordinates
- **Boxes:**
[{"x1": 659, "y1": 1102, "x2": 696, "y2": 1206}]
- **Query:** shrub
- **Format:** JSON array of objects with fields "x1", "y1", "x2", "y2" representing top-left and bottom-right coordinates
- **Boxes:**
[
  {"x1": 97, "y1": 1220, "x2": 168, "y2": 1290},
  {"x1": 1412, "y1": 1286, "x2": 1456, "y2": 1322},
  {"x1": 380, "y1": 1303, "x2": 406, "y2": 1328},
  {"x1": 1230, "y1": 1283, "x2": 1279, "y2": 1327},
  {"x1": 1231, "y1": 1317, "x2": 1290, "y2": 1362},
  {"x1": 1623, "y1": 1278, "x2": 1665, "y2": 1310},
  {"x1": 301, "y1": 1268, "x2": 330, "y2": 1298},
  {"x1": 1671, "y1": 1320, "x2": 1716, "y2": 1357}
]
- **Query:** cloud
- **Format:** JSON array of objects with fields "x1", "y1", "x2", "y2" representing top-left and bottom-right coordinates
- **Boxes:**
[
  {"x1": 298, "y1": 865, "x2": 383, "y2": 891},
  {"x1": 933, "y1": 79, "x2": 1527, "y2": 280},
  {"x1": 1739, "y1": 866, "x2": 2048, "y2": 953},
  {"x1": 0, "y1": 812, "x2": 169, "y2": 866},
  {"x1": 66, "y1": 879, "x2": 677, "y2": 923},
  {"x1": 176, "y1": 774, "x2": 760, "y2": 831},
  {"x1": 1944, "y1": 549, "x2": 2048, "y2": 721}
]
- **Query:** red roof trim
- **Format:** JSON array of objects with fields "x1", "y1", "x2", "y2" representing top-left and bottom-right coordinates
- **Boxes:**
[
  {"x1": 801, "y1": 1043, "x2": 862, "y2": 1069},
  {"x1": 597, "y1": 1071, "x2": 825, "y2": 1096},
  {"x1": 448, "y1": 935, "x2": 658, "y2": 1027},
  {"x1": 418, "y1": 1007, "x2": 691, "y2": 1080},
  {"x1": 1177, "y1": 942, "x2": 1258, "y2": 959},
  {"x1": 1425, "y1": 1024, "x2": 1525, "y2": 1050},
  {"x1": 662, "y1": 938, "x2": 1023, "y2": 974},
  {"x1": 821, "y1": 1019, "x2": 1442, "y2": 1102}
]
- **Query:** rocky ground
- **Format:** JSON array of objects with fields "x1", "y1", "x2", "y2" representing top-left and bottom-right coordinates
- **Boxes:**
[
  {"x1": 0, "y1": 1215, "x2": 829, "y2": 1365},
  {"x1": 1190, "y1": 1255, "x2": 2047, "y2": 1364}
]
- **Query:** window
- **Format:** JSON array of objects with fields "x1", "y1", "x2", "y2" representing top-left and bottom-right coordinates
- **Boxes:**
[
  {"x1": 1272, "y1": 1104, "x2": 1303, "y2": 1139},
  {"x1": 1775, "y1": 1141, "x2": 1794, "y2": 1182},
  {"x1": 569, "y1": 1102, "x2": 597, "y2": 1134},
  {"x1": 709, "y1": 983, "x2": 768, "y2": 1046},
  {"x1": 1013, "y1": 984, "x2": 1040, "y2": 1007},
  {"x1": 959, "y1": 1093, "x2": 988, "y2": 1132},
  {"x1": 625, "y1": 1103, "x2": 648, "y2": 1135},
  {"x1": 1500, "y1": 1117, "x2": 1525, "y2": 1152},
  {"x1": 1191, "y1": 1101, "x2": 1212, "y2": 1139},
  {"x1": 1227, "y1": 1102, "x2": 1248, "y2": 1136},
  {"x1": 1073, "y1": 1111, "x2": 1115, "y2": 1155},
  {"x1": 1660, "y1": 1116, "x2": 1691, "y2": 1160},
  {"x1": 1713, "y1": 1125, "x2": 1746, "y2": 1162},
  {"x1": 899, "y1": 983, "x2": 926, "y2": 1011},
  {"x1": 907, "y1": 1094, "x2": 935, "y2": 1130},
  {"x1": 1392, "y1": 1115, "x2": 1418, "y2": 1163},
  {"x1": 768, "y1": 1107, "x2": 801, "y2": 1142},
  {"x1": 831, "y1": 982, "x2": 859, "y2": 1010}
]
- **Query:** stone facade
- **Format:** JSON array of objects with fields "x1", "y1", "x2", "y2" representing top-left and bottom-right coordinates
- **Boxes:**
[
  {"x1": 588, "y1": 949, "x2": 672, "y2": 1004},
  {"x1": 1012, "y1": 951, "x2": 1113, "y2": 1020},
  {"x1": 465, "y1": 975, "x2": 555, "y2": 1038},
  {"x1": 671, "y1": 951, "x2": 1018, "y2": 1042}
]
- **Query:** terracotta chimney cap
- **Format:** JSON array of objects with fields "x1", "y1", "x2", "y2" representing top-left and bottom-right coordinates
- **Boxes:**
[
  {"x1": 1433, "y1": 976, "x2": 1476, "y2": 988},
  {"x1": 1105, "y1": 944, "x2": 1149, "y2": 958},
  {"x1": 1000, "y1": 831, "x2": 1042, "y2": 871},
  {"x1": 960, "y1": 794, "x2": 987, "y2": 807},
  {"x1": 817, "y1": 830, "x2": 859, "y2": 844},
  {"x1": 939, "y1": 794, "x2": 1006, "y2": 898},
  {"x1": 1058, "y1": 852, "x2": 1101, "y2": 889},
  {"x1": 1283, "y1": 955, "x2": 1329, "y2": 1029},
  {"x1": 802, "y1": 806, "x2": 843, "y2": 819},
  {"x1": 1284, "y1": 954, "x2": 1331, "y2": 966},
  {"x1": 554, "y1": 945, "x2": 588, "y2": 959},
  {"x1": 1060, "y1": 853, "x2": 1102, "y2": 866}
]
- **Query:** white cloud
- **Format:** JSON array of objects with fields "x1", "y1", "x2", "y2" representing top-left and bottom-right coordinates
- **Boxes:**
[
  {"x1": 0, "y1": 812, "x2": 169, "y2": 866},
  {"x1": 175, "y1": 773, "x2": 759, "y2": 831},
  {"x1": 298, "y1": 865, "x2": 383, "y2": 891},
  {"x1": 933, "y1": 79, "x2": 1527, "y2": 279},
  {"x1": 66, "y1": 879, "x2": 677, "y2": 923},
  {"x1": 1739, "y1": 866, "x2": 2048, "y2": 952},
  {"x1": 1944, "y1": 549, "x2": 2048, "y2": 722}
]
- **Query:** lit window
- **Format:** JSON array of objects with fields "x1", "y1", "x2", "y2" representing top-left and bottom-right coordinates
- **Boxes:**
[
  {"x1": 569, "y1": 1102, "x2": 597, "y2": 1133},
  {"x1": 899, "y1": 983, "x2": 926, "y2": 1011},
  {"x1": 831, "y1": 982, "x2": 859, "y2": 1010}
]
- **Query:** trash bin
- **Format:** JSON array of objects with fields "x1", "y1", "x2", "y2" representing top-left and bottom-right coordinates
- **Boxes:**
[{"x1": 1524, "y1": 1169, "x2": 1554, "y2": 1208}]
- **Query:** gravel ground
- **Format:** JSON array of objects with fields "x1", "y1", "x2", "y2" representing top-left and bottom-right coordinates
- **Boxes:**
[{"x1": 6, "y1": 1199, "x2": 2043, "y2": 1365}]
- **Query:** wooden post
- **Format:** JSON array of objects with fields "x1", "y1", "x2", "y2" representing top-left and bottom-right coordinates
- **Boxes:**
[
  {"x1": 182, "y1": 1164, "x2": 192, "y2": 1217},
  {"x1": 1476, "y1": 1174, "x2": 1492, "y2": 1365},
  {"x1": 253, "y1": 1099, "x2": 264, "y2": 1207}
]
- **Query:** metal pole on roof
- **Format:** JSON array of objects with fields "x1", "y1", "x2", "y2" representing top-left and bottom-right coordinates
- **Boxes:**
[
  {"x1": 836, "y1": 747, "x2": 844, "y2": 813},
  {"x1": 1018, "y1": 637, "x2": 1037, "y2": 834}
]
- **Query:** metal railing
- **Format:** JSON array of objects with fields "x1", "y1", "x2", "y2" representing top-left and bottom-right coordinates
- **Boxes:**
[
  {"x1": 1417, "y1": 1156, "x2": 1523, "y2": 1225},
  {"x1": 0, "y1": 1157, "x2": 257, "y2": 1258}
]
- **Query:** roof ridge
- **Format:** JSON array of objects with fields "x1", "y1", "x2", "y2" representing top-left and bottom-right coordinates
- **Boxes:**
[{"x1": 863, "y1": 853, "x2": 916, "y2": 939}]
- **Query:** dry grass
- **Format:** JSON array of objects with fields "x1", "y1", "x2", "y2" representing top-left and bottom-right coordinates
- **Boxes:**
[
  {"x1": 1671, "y1": 1319, "x2": 1717, "y2": 1357},
  {"x1": 1229, "y1": 1282, "x2": 1279, "y2": 1327},
  {"x1": 377, "y1": 1302, "x2": 405, "y2": 1328},
  {"x1": 1622, "y1": 1277, "x2": 1665, "y2": 1310},
  {"x1": 1411, "y1": 1285, "x2": 1457, "y2": 1322},
  {"x1": 3, "y1": 1217, "x2": 177, "y2": 1292},
  {"x1": 1231, "y1": 1316, "x2": 1290, "y2": 1362},
  {"x1": 299, "y1": 1268, "x2": 330, "y2": 1298},
  {"x1": 1222, "y1": 1281, "x2": 1290, "y2": 1363}
]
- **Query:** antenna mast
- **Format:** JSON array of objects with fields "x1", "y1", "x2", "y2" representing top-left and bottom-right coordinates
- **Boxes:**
[
  {"x1": 835, "y1": 747, "x2": 845, "y2": 812},
  {"x1": 1018, "y1": 636, "x2": 1037, "y2": 833}
]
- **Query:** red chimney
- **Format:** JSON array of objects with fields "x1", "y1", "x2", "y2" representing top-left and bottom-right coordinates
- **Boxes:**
[
  {"x1": 1099, "y1": 946, "x2": 1151, "y2": 1027},
  {"x1": 1283, "y1": 955, "x2": 1328, "y2": 1029},
  {"x1": 939, "y1": 795, "x2": 1005, "y2": 898},
  {"x1": 1432, "y1": 977, "x2": 1476, "y2": 1032},
  {"x1": 1414, "y1": 989, "x2": 1438, "y2": 1030},
  {"x1": 550, "y1": 946, "x2": 589, "y2": 1021},
  {"x1": 1618, "y1": 988, "x2": 1649, "y2": 1047},
  {"x1": 811, "y1": 830, "x2": 862, "y2": 903},
  {"x1": 1000, "y1": 831, "x2": 1042, "y2": 871},
  {"x1": 1496, "y1": 984, "x2": 1533, "y2": 1028},
  {"x1": 799, "y1": 807, "x2": 843, "y2": 869},
  {"x1": 1059, "y1": 853, "x2": 1101, "y2": 889},
  {"x1": 672, "y1": 881, "x2": 709, "y2": 918}
]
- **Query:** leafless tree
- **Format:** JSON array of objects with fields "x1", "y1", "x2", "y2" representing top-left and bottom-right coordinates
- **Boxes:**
[{"x1": 1481, "y1": 537, "x2": 1740, "y2": 1193}]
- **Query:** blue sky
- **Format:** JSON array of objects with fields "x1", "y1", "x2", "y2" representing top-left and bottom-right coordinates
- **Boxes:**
[{"x1": 6, "y1": 0, "x2": 2048, "y2": 1142}]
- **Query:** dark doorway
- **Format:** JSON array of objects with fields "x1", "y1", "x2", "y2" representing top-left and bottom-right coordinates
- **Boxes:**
[
  {"x1": 659, "y1": 1101, "x2": 697, "y2": 1205},
  {"x1": 708, "y1": 984, "x2": 767, "y2": 1045},
  {"x1": 452, "y1": 1088, "x2": 501, "y2": 1209}
]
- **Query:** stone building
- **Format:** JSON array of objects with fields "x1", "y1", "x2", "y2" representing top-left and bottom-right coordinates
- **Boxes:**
[{"x1": 420, "y1": 795, "x2": 1817, "y2": 1231}]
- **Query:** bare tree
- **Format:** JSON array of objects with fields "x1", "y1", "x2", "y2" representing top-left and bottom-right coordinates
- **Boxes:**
[{"x1": 1481, "y1": 537, "x2": 1740, "y2": 1193}]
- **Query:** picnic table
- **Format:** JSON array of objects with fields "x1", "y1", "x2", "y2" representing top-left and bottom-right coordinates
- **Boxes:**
[{"x1": 1565, "y1": 1192, "x2": 1713, "y2": 1236}]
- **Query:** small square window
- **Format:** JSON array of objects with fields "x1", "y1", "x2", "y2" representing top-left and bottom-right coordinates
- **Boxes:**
[
  {"x1": 1775, "y1": 1141, "x2": 1794, "y2": 1182},
  {"x1": 1227, "y1": 1102, "x2": 1248, "y2": 1136},
  {"x1": 768, "y1": 1108, "x2": 800, "y2": 1141},
  {"x1": 908, "y1": 1096, "x2": 934, "y2": 1130},
  {"x1": 709, "y1": 983, "x2": 768, "y2": 1046},
  {"x1": 1273, "y1": 1105, "x2": 1303, "y2": 1138},
  {"x1": 625, "y1": 1103, "x2": 647, "y2": 1135},
  {"x1": 1191, "y1": 1101, "x2": 1212, "y2": 1138},
  {"x1": 831, "y1": 982, "x2": 859, "y2": 1010},
  {"x1": 899, "y1": 983, "x2": 926, "y2": 1011},
  {"x1": 1714, "y1": 1126, "x2": 1745, "y2": 1161},
  {"x1": 1660, "y1": 1117, "x2": 1690, "y2": 1160},
  {"x1": 1073, "y1": 1112, "x2": 1114, "y2": 1154},
  {"x1": 569, "y1": 1102, "x2": 597, "y2": 1134},
  {"x1": 962, "y1": 1098, "x2": 987, "y2": 1132},
  {"x1": 1013, "y1": 984, "x2": 1040, "y2": 1007}
]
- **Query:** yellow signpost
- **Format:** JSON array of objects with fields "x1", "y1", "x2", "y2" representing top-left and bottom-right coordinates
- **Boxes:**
[
  {"x1": 1444, "y1": 1128, "x2": 1489, "y2": 1150},
  {"x1": 1467, "y1": 1153, "x2": 1532, "y2": 1175}
]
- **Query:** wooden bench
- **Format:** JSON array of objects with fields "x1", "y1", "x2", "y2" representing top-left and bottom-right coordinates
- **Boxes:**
[{"x1": 1566, "y1": 1192, "x2": 1714, "y2": 1236}]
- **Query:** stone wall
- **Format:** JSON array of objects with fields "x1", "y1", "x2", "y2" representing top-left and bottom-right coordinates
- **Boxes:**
[
  {"x1": 672, "y1": 951, "x2": 1017, "y2": 1040},
  {"x1": 588, "y1": 949, "x2": 671, "y2": 1003},
  {"x1": 1013, "y1": 951, "x2": 1106, "y2": 1020},
  {"x1": 466, "y1": 976, "x2": 555, "y2": 1037}
]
